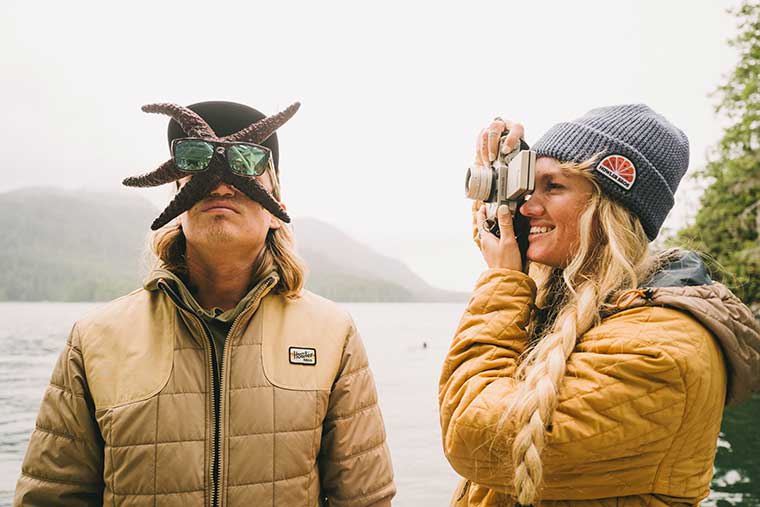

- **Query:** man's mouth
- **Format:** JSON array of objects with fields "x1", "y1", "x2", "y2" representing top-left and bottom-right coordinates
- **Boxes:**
[{"x1": 201, "y1": 201, "x2": 240, "y2": 214}]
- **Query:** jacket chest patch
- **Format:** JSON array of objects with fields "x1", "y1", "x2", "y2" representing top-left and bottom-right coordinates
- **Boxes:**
[{"x1": 289, "y1": 346, "x2": 317, "y2": 366}]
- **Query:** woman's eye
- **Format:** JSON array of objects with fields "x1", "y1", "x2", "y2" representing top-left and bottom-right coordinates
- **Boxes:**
[{"x1": 547, "y1": 183, "x2": 563, "y2": 191}]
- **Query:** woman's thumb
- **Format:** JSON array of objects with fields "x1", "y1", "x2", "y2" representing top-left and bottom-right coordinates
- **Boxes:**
[{"x1": 497, "y1": 205, "x2": 514, "y2": 238}]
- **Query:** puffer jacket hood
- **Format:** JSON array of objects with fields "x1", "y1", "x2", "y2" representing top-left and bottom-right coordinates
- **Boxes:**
[{"x1": 609, "y1": 250, "x2": 760, "y2": 405}]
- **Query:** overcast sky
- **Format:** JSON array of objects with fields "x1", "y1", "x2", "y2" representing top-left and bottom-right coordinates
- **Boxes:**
[{"x1": 1, "y1": 0, "x2": 741, "y2": 291}]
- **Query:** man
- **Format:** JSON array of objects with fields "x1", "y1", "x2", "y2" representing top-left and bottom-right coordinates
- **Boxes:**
[{"x1": 15, "y1": 101, "x2": 395, "y2": 506}]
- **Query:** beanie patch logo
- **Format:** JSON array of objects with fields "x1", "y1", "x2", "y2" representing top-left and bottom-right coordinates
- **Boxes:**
[{"x1": 596, "y1": 155, "x2": 636, "y2": 190}]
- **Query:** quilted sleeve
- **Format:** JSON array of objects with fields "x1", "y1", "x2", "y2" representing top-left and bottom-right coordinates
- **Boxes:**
[
  {"x1": 439, "y1": 269, "x2": 700, "y2": 499},
  {"x1": 14, "y1": 324, "x2": 104, "y2": 506},
  {"x1": 318, "y1": 323, "x2": 396, "y2": 507},
  {"x1": 438, "y1": 268, "x2": 535, "y2": 488}
]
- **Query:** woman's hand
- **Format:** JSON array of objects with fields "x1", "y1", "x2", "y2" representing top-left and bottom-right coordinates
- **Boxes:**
[
  {"x1": 475, "y1": 118, "x2": 525, "y2": 165},
  {"x1": 476, "y1": 204, "x2": 524, "y2": 271},
  {"x1": 472, "y1": 117, "x2": 526, "y2": 271}
]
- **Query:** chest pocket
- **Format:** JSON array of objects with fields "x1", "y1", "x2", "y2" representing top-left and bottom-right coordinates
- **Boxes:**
[
  {"x1": 82, "y1": 291, "x2": 175, "y2": 410},
  {"x1": 257, "y1": 294, "x2": 348, "y2": 391}
]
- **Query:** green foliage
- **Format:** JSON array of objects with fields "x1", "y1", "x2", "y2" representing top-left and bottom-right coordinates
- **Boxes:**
[
  {"x1": 712, "y1": 394, "x2": 760, "y2": 505},
  {"x1": 676, "y1": 1, "x2": 760, "y2": 309}
]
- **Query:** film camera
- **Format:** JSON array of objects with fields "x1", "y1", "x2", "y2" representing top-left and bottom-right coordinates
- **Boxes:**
[{"x1": 465, "y1": 133, "x2": 536, "y2": 268}]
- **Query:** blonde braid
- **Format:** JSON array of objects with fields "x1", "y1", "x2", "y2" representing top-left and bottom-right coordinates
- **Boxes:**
[
  {"x1": 502, "y1": 159, "x2": 659, "y2": 506},
  {"x1": 505, "y1": 189, "x2": 599, "y2": 505}
]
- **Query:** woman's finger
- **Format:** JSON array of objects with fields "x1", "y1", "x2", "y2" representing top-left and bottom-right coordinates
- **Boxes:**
[
  {"x1": 476, "y1": 205, "x2": 493, "y2": 238},
  {"x1": 487, "y1": 129, "x2": 501, "y2": 162},
  {"x1": 476, "y1": 205, "x2": 486, "y2": 230},
  {"x1": 486, "y1": 120, "x2": 505, "y2": 162},
  {"x1": 475, "y1": 129, "x2": 486, "y2": 165},
  {"x1": 479, "y1": 129, "x2": 490, "y2": 166},
  {"x1": 499, "y1": 120, "x2": 525, "y2": 154}
]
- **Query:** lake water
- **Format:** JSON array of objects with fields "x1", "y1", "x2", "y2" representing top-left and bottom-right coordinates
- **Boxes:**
[{"x1": 0, "y1": 302, "x2": 757, "y2": 506}]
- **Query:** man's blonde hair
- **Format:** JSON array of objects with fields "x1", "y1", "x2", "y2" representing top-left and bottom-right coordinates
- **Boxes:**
[{"x1": 150, "y1": 169, "x2": 306, "y2": 299}]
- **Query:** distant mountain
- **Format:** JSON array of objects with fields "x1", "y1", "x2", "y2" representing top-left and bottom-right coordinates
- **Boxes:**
[
  {"x1": 295, "y1": 218, "x2": 464, "y2": 301},
  {"x1": 0, "y1": 188, "x2": 465, "y2": 302},
  {"x1": 0, "y1": 187, "x2": 156, "y2": 301}
]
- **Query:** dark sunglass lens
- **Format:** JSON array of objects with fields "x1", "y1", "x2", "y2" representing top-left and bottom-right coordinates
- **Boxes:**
[
  {"x1": 174, "y1": 141, "x2": 214, "y2": 172},
  {"x1": 227, "y1": 145, "x2": 269, "y2": 176}
]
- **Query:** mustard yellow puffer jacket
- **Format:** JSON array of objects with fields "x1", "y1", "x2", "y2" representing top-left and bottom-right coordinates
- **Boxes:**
[
  {"x1": 15, "y1": 270, "x2": 395, "y2": 507},
  {"x1": 439, "y1": 267, "x2": 760, "y2": 507}
]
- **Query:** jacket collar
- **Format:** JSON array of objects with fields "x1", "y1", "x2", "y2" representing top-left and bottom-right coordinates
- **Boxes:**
[
  {"x1": 609, "y1": 250, "x2": 760, "y2": 406},
  {"x1": 143, "y1": 263, "x2": 279, "y2": 319}
]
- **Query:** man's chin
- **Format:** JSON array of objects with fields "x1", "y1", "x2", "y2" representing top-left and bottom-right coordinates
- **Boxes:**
[{"x1": 196, "y1": 220, "x2": 238, "y2": 244}]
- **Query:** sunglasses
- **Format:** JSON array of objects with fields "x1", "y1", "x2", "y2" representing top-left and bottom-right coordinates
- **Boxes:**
[{"x1": 171, "y1": 138, "x2": 273, "y2": 177}]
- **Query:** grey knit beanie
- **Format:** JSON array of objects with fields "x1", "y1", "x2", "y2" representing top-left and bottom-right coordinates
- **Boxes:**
[{"x1": 531, "y1": 104, "x2": 689, "y2": 241}]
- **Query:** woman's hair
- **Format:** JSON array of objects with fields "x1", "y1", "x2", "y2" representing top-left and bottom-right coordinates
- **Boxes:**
[
  {"x1": 149, "y1": 170, "x2": 306, "y2": 299},
  {"x1": 501, "y1": 156, "x2": 678, "y2": 506}
]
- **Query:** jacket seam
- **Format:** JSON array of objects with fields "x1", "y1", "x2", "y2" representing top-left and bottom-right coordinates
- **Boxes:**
[
  {"x1": 329, "y1": 477, "x2": 394, "y2": 501},
  {"x1": 67, "y1": 326, "x2": 85, "y2": 355},
  {"x1": 322, "y1": 438, "x2": 386, "y2": 463},
  {"x1": 309, "y1": 389, "x2": 318, "y2": 506},
  {"x1": 110, "y1": 414, "x2": 116, "y2": 506},
  {"x1": 108, "y1": 438, "x2": 205, "y2": 449},
  {"x1": 47, "y1": 382, "x2": 87, "y2": 400},
  {"x1": 227, "y1": 469, "x2": 311, "y2": 487},
  {"x1": 228, "y1": 426, "x2": 320, "y2": 438},
  {"x1": 228, "y1": 385, "x2": 276, "y2": 391},
  {"x1": 112, "y1": 487, "x2": 205, "y2": 496},
  {"x1": 340, "y1": 364, "x2": 370, "y2": 380},
  {"x1": 21, "y1": 470, "x2": 100, "y2": 488},
  {"x1": 325, "y1": 401, "x2": 378, "y2": 422},
  {"x1": 151, "y1": 390, "x2": 207, "y2": 395},
  {"x1": 154, "y1": 394, "x2": 159, "y2": 504},
  {"x1": 34, "y1": 424, "x2": 81, "y2": 442}
]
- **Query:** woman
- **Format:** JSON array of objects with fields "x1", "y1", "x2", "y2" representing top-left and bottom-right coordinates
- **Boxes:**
[{"x1": 439, "y1": 104, "x2": 760, "y2": 507}]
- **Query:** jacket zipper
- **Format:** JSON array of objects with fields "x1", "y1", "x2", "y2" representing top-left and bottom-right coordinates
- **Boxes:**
[
  {"x1": 214, "y1": 276, "x2": 276, "y2": 507},
  {"x1": 158, "y1": 276, "x2": 275, "y2": 507}
]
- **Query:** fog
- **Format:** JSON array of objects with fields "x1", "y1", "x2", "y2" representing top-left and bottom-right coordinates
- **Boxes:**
[{"x1": 1, "y1": 0, "x2": 739, "y2": 290}]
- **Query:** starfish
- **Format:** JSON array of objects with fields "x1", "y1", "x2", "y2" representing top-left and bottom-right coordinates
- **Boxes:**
[{"x1": 123, "y1": 102, "x2": 300, "y2": 230}]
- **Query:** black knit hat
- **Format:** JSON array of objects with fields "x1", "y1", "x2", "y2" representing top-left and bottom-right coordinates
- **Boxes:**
[
  {"x1": 531, "y1": 104, "x2": 689, "y2": 241},
  {"x1": 167, "y1": 101, "x2": 282, "y2": 174}
]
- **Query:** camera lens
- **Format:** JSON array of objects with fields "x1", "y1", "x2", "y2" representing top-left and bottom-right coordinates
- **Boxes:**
[{"x1": 465, "y1": 166, "x2": 495, "y2": 201}]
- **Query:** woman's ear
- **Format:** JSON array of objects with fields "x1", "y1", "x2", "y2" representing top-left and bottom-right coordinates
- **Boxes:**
[{"x1": 270, "y1": 202, "x2": 286, "y2": 230}]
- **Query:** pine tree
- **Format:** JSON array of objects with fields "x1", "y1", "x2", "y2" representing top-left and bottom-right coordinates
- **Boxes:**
[{"x1": 677, "y1": 0, "x2": 760, "y2": 311}]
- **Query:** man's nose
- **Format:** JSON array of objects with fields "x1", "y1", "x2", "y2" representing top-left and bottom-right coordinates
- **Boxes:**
[{"x1": 209, "y1": 182, "x2": 236, "y2": 197}]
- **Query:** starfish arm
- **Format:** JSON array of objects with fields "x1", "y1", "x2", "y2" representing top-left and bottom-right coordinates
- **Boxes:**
[
  {"x1": 123, "y1": 159, "x2": 186, "y2": 187},
  {"x1": 141, "y1": 103, "x2": 218, "y2": 139},
  {"x1": 223, "y1": 102, "x2": 301, "y2": 144},
  {"x1": 150, "y1": 173, "x2": 220, "y2": 230},
  {"x1": 224, "y1": 172, "x2": 291, "y2": 223}
]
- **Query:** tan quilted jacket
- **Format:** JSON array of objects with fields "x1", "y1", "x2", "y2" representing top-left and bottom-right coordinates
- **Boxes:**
[
  {"x1": 439, "y1": 267, "x2": 760, "y2": 507},
  {"x1": 15, "y1": 270, "x2": 395, "y2": 506}
]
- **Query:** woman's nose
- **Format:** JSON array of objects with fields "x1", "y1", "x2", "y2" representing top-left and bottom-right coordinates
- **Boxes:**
[{"x1": 519, "y1": 194, "x2": 543, "y2": 217}]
